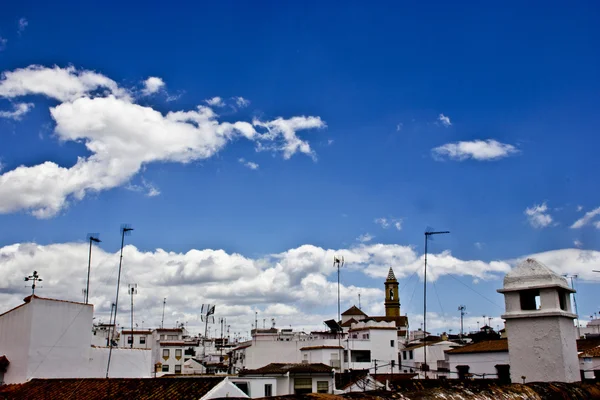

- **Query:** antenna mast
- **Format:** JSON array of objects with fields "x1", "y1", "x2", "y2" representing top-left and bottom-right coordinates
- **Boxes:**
[
  {"x1": 161, "y1": 298, "x2": 166, "y2": 328},
  {"x1": 106, "y1": 224, "x2": 134, "y2": 378},
  {"x1": 423, "y1": 229, "x2": 449, "y2": 378},
  {"x1": 85, "y1": 234, "x2": 101, "y2": 304},
  {"x1": 458, "y1": 305, "x2": 466, "y2": 342},
  {"x1": 129, "y1": 283, "x2": 137, "y2": 348}
]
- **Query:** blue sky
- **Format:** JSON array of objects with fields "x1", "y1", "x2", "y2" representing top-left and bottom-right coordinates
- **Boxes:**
[{"x1": 0, "y1": 1, "x2": 599, "y2": 335}]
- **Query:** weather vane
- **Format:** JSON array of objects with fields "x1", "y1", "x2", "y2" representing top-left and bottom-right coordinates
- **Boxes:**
[{"x1": 24, "y1": 270, "x2": 43, "y2": 295}]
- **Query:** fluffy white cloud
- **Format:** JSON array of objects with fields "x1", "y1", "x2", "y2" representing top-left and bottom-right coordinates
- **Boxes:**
[
  {"x1": 238, "y1": 158, "x2": 259, "y2": 170},
  {"x1": 356, "y1": 233, "x2": 374, "y2": 243},
  {"x1": 205, "y1": 96, "x2": 225, "y2": 107},
  {"x1": 0, "y1": 65, "x2": 324, "y2": 218},
  {"x1": 432, "y1": 139, "x2": 519, "y2": 161},
  {"x1": 234, "y1": 97, "x2": 250, "y2": 108},
  {"x1": 253, "y1": 116, "x2": 326, "y2": 160},
  {"x1": 574, "y1": 240, "x2": 583, "y2": 248},
  {"x1": 0, "y1": 102, "x2": 33, "y2": 120},
  {"x1": 571, "y1": 206, "x2": 600, "y2": 229},
  {"x1": 1, "y1": 240, "x2": 595, "y2": 335},
  {"x1": 18, "y1": 18, "x2": 28, "y2": 35},
  {"x1": 374, "y1": 218, "x2": 389, "y2": 228},
  {"x1": 141, "y1": 77, "x2": 165, "y2": 95},
  {"x1": 438, "y1": 113, "x2": 451, "y2": 127},
  {"x1": 524, "y1": 202, "x2": 553, "y2": 228}
]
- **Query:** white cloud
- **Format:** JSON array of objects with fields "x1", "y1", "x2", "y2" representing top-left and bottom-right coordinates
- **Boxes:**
[
  {"x1": 238, "y1": 158, "x2": 259, "y2": 170},
  {"x1": 234, "y1": 97, "x2": 250, "y2": 108},
  {"x1": 205, "y1": 96, "x2": 225, "y2": 107},
  {"x1": 571, "y1": 206, "x2": 600, "y2": 229},
  {"x1": 576, "y1": 205, "x2": 583, "y2": 212},
  {"x1": 432, "y1": 139, "x2": 519, "y2": 161},
  {"x1": 357, "y1": 233, "x2": 374, "y2": 243},
  {"x1": 18, "y1": 18, "x2": 28, "y2": 35},
  {"x1": 0, "y1": 37, "x2": 7, "y2": 51},
  {"x1": 0, "y1": 65, "x2": 324, "y2": 217},
  {"x1": 524, "y1": 202, "x2": 553, "y2": 228},
  {"x1": 0, "y1": 102, "x2": 34, "y2": 120},
  {"x1": 396, "y1": 123, "x2": 403, "y2": 132},
  {"x1": 327, "y1": 139, "x2": 334, "y2": 146},
  {"x1": 2, "y1": 241, "x2": 595, "y2": 334},
  {"x1": 574, "y1": 240, "x2": 583, "y2": 248},
  {"x1": 0, "y1": 65, "x2": 130, "y2": 102},
  {"x1": 438, "y1": 113, "x2": 451, "y2": 127},
  {"x1": 374, "y1": 217, "x2": 402, "y2": 230},
  {"x1": 126, "y1": 178, "x2": 160, "y2": 197},
  {"x1": 474, "y1": 242, "x2": 484, "y2": 249},
  {"x1": 253, "y1": 116, "x2": 326, "y2": 160},
  {"x1": 141, "y1": 77, "x2": 165, "y2": 96}
]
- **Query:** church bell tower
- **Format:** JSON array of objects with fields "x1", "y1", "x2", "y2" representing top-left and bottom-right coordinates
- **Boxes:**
[{"x1": 385, "y1": 267, "x2": 400, "y2": 317}]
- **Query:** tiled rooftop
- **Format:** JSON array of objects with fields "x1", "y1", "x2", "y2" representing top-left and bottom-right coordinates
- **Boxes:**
[
  {"x1": 300, "y1": 345, "x2": 344, "y2": 351},
  {"x1": 445, "y1": 339, "x2": 508, "y2": 354},
  {"x1": 341, "y1": 306, "x2": 367, "y2": 316},
  {"x1": 239, "y1": 363, "x2": 333, "y2": 375},
  {"x1": 0, "y1": 377, "x2": 226, "y2": 400}
]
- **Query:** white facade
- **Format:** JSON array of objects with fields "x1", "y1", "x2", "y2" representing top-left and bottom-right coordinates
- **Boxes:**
[
  {"x1": 203, "y1": 377, "x2": 250, "y2": 399},
  {"x1": 446, "y1": 350, "x2": 510, "y2": 379},
  {"x1": 345, "y1": 321, "x2": 398, "y2": 373},
  {"x1": 232, "y1": 373, "x2": 334, "y2": 396},
  {"x1": 399, "y1": 340, "x2": 459, "y2": 378},
  {"x1": 118, "y1": 329, "x2": 152, "y2": 349},
  {"x1": 498, "y1": 258, "x2": 580, "y2": 383},
  {"x1": 579, "y1": 353, "x2": 600, "y2": 380},
  {"x1": 580, "y1": 318, "x2": 600, "y2": 338},
  {"x1": 0, "y1": 296, "x2": 151, "y2": 383}
]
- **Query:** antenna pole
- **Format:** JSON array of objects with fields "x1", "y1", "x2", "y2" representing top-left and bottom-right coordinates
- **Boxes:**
[
  {"x1": 564, "y1": 274, "x2": 580, "y2": 337},
  {"x1": 129, "y1": 284, "x2": 137, "y2": 348},
  {"x1": 358, "y1": 293, "x2": 361, "y2": 310},
  {"x1": 107, "y1": 225, "x2": 133, "y2": 378},
  {"x1": 161, "y1": 298, "x2": 166, "y2": 329},
  {"x1": 85, "y1": 235, "x2": 101, "y2": 304},
  {"x1": 423, "y1": 230, "x2": 449, "y2": 378},
  {"x1": 458, "y1": 305, "x2": 466, "y2": 342}
]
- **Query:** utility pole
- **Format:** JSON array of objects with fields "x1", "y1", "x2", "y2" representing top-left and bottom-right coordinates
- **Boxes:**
[
  {"x1": 24, "y1": 271, "x2": 43, "y2": 295},
  {"x1": 458, "y1": 305, "x2": 466, "y2": 342},
  {"x1": 85, "y1": 235, "x2": 101, "y2": 304},
  {"x1": 128, "y1": 283, "x2": 137, "y2": 348},
  {"x1": 161, "y1": 298, "x2": 166, "y2": 329},
  {"x1": 358, "y1": 293, "x2": 361, "y2": 310},
  {"x1": 106, "y1": 225, "x2": 134, "y2": 378},
  {"x1": 423, "y1": 230, "x2": 449, "y2": 378},
  {"x1": 333, "y1": 256, "x2": 345, "y2": 373},
  {"x1": 107, "y1": 303, "x2": 115, "y2": 346}
]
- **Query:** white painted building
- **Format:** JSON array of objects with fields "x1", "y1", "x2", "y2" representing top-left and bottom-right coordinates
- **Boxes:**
[
  {"x1": 399, "y1": 340, "x2": 461, "y2": 378},
  {"x1": 345, "y1": 320, "x2": 398, "y2": 373},
  {"x1": 579, "y1": 346, "x2": 600, "y2": 380},
  {"x1": 580, "y1": 318, "x2": 600, "y2": 338},
  {"x1": 118, "y1": 329, "x2": 153, "y2": 349},
  {"x1": 0, "y1": 295, "x2": 151, "y2": 384},
  {"x1": 233, "y1": 363, "x2": 334, "y2": 397},
  {"x1": 444, "y1": 339, "x2": 510, "y2": 380},
  {"x1": 497, "y1": 258, "x2": 580, "y2": 383}
]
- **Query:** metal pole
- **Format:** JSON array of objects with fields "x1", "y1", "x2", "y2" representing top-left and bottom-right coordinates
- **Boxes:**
[
  {"x1": 130, "y1": 287, "x2": 134, "y2": 349},
  {"x1": 86, "y1": 237, "x2": 93, "y2": 304},
  {"x1": 107, "y1": 227, "x2": 133, "y2": 378},
  {"x1": 423, "y1": 234, "x2": 428, "y2": 378},
  {"x1": 161, "y1": 298, "x2": 166, "y2": 329},
  {"x1": 570, "y1": 276, "x2": 580, "y2": 338}
]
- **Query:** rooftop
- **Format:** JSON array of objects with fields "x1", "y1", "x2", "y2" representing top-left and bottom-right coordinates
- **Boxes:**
[
  {"x1": 341, "y1": 306, "x2": 367, "y2": 316},
  {"x1": 300, "y1": 345, "x2": 344, "y2": 351},
  {"x1": 0, "y1": 377, "x2": 229, "y2": 400},
  {"x1": 579, "y1": 346, "x2": 600, "y2": 358},
  {"x1": 445, "y1": 339, "x2": 508, "y2": 354},
  {"x1": 239, "y1": 363, "x2": 333, "y2": 376},
  {"x1": 386, "y1": 267, "x2": 397, "y2": 282},
  {"x1": 499, "y1": 258, "x2": 573, "y2": 293}
]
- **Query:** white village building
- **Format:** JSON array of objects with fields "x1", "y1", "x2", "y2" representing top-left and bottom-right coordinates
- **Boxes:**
[{"x1": 0, "y1": 295, "x2": 151, "y2": 384}]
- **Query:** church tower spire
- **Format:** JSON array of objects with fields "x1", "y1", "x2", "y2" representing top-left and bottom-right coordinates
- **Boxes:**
[{"x1": 385, "y1": 267, "x2": 400, "y2": 317}]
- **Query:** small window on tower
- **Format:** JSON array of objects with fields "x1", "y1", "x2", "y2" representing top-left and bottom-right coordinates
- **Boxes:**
[{"x1": 390, "y1": 289, "x2": 394, "y2": 300}]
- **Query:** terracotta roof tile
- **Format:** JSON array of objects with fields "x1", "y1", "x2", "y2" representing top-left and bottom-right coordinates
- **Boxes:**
[
  {"x1": 300, "y1": 345, "x2": 344, "y2": 351},
  {"x1": 579, "y1": 346, "x2": 600, "y2": 358},
  {"x1": 445, "y1": 339, "x2": 508, "y2": 354},
  {"x1": 239, "y1": 363, "x2": 333, "y2": 375},
  {"x1": 341, "y1": 306, "x2": 367, "y2": 316},
  {"x1": 0, "y1": 377, "x2": 226, "y2": 400}
]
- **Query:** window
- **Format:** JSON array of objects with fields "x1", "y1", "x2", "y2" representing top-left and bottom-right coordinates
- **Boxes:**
[
  {"x1": 456, "y1": 365, "x2": 470, "y2": 380},
  {"x1": 264, "y1": 384, "x2": 272, "y2": 397},
  {"x1": 362, "y1": 333, "x2": 369, "y2": 339},
  {"x1": 168, "y1": 334, "x2": 178, "y2": 340},
  {"x1": 163, "y1": 349, "x2": 170, "y2": 358},
  {"x1": 390, "y1": 340, "x2": 395, "y2": 347},
  {"x1": 175, "y1": 349, "x2": 182, "y2": 358},
  {"x1": 350, "y1": 350, "x2": 371, "y2": 363},
  {"x1": 344, "y1": 350, "x2": 348, "y2": 362},
  {"x1": 495, "y1": 364, "x2": 510, "y2": 383},
  {"x1": 160, "y1": 334, "x2": 166, "y2": 340},
  {"x1": 294, "y1": 378, "x2": 312, "y2": 395},
  {"x1": 317, "y1": 381, "x2": 329, "y2": 393},
  {"x1": 520, "y1": 289, "x2": 541, "y2": 310},
  {"x1": 127, "y1": 336, "x2": 133, "y2": 344},
  {"x1": 175, "y1": 364, "x2": 182, "y2": 374},
  {"x1": 162, "y1": 364, "x2": 169, "y2": 372},
  {"x1": 409, "y1": 350, "x2": 413, "y2": 360},
  {"x1": 559, "y1": 291, "x2": 567, "y2": 311},
  {"x1": 402, "y1": 351, "x2": 407, "y2": 360},
  {"x1": 140, "y1": 336, "x2": 146, "y2": 344}
]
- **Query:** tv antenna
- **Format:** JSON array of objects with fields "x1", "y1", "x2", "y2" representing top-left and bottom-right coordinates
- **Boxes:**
[
  {"x1": 201, "y1": 304, "x2": 215, "y2": 358},
  {"x1": 161, "y1": 297, "x2": 166, "y2": 328},
  {"x1": 128, "y1": 283, "x2": 138, "y2": 348},
  {"x1": 85, "y1": 234, "x2": 101, "y2": 304},
  {"x1": 24, "y1": 271, "x2": 43, "y2": 295},
  {"x1": 423, "y1": 228, "x2": 450, "y2": 378},
  {"x1": 333, "y1": 256, "x2": 345, "y2": 323},
  {"x1": 106, "y1": 224, "x2": 134, "y2": 378}
]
